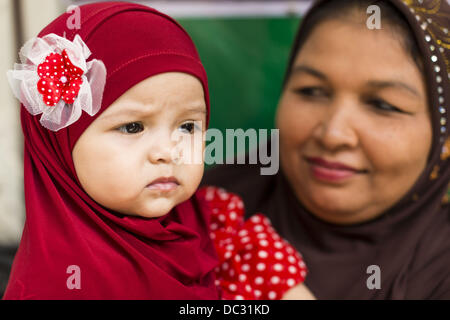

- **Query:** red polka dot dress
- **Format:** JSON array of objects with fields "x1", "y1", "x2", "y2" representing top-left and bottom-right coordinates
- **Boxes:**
[{"x1": 197, "y1": 186, "x2": 308, "y2": 300}]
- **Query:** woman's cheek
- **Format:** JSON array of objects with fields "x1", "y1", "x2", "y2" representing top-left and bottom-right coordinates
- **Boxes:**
[{"x1": 278, "y1": 101, "x2": 317, "y2": 148}]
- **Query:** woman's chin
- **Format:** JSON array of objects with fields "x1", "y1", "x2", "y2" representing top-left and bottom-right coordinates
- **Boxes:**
[{"x1": 299, "y1": 186, "x2": 369, "y2": 224}]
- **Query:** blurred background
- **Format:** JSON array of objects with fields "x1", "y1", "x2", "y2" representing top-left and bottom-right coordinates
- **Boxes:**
[{"x1": 0, "y1": 0, "x2": 312, "y2": 296}]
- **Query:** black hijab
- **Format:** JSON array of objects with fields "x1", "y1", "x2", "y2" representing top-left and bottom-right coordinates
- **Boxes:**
[{"x1": 202, "y1": 0, "x2": 450, "y2": 299}]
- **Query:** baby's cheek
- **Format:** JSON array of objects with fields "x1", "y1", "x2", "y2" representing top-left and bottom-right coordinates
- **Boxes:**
[{"x1": 178, "y1": 163, "x2": 204, "y2": 195}]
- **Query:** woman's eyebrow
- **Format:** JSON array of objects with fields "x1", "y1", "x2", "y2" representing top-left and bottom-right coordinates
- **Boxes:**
[
  {"x1": 366, "y1": 80, "x2": 421, "y2": 98},
  {"x1": 291, "y1": 65, "x2": 327, "y2": 81}
]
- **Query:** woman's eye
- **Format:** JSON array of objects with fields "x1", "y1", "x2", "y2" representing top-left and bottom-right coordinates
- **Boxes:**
[
  {"x1": 367, "y1": 98, "x2": 403, "y2": 113},
  {"x1": 117, "y1": 122, "x2": 144, "y2": 134},
  {"x1": 293, "y1": 86, "x2": 329, "y2": 98},
  {"x1": 179, "y1": 121, "x2": 200, "y2": 134}
]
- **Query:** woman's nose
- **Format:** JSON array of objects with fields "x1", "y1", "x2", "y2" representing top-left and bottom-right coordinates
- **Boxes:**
[{"x1": 312, "y1": 101, "x2": 359, "y2": 151}]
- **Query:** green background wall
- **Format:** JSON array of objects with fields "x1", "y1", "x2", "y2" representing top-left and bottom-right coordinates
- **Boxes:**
[{"x1": 178, "y1": 17, "x2": 301, "y2": 161}]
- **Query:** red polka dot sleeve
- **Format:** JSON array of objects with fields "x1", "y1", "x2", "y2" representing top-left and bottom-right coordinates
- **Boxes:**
[{"x1": 197, "y1": 186, "x2": 308, "y2": 300}]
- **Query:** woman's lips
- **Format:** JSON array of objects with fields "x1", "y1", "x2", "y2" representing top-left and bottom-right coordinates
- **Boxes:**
[
  {"x1": 305, "y1": 157, "x2": 365, "y2": 182},
  {"x1": 146, "y1": 176, "x2": 179, "y2": 192}
]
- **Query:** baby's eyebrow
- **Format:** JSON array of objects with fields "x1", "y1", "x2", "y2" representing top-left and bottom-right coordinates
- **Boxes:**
[
  {"x1": 181, "y1": 106, "x2": 207, "y2": 114},
  {"x1": 100, "y1": 108, "x2": 151, "y2": 121}
]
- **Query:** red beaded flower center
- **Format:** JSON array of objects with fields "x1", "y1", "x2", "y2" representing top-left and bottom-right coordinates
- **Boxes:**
[{"x1": 36, "y1": 49, "x2": 84, "y2": 106}]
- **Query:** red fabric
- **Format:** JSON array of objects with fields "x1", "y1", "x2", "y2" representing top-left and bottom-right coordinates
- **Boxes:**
[
  {"x1": 4, "y1": 2, "x2": 218, "y2": 299},
  {"x1": 197, "y1": 186, "x2": 307, "y2": 300},
  {"x1": 37, "y1": 50, "x2": 84, "y2": 106}
]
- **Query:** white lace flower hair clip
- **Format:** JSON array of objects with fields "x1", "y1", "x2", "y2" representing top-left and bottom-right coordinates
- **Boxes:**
[{"x1": 6, "y1": 33, "x2": 106, "y2": 131}]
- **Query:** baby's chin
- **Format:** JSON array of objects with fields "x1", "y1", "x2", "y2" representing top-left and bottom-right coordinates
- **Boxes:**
[{"x1": 129, "y1": 194, "x2": 191, "y2": 218}]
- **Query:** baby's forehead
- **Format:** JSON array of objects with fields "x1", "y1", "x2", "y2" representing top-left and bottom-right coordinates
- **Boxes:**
[{"x1": 99, "y1": 98, "x2": 206, "y2": 122}]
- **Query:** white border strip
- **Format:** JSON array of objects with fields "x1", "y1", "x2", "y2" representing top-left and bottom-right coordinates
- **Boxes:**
[{"x1": 68, "y1": 1, "x2": 313, "y2": 18}]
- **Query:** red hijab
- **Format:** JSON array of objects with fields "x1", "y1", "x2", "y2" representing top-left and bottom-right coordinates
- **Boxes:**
[{"x1": 4, "y1": 2, "x2": 219, "y2": 299}]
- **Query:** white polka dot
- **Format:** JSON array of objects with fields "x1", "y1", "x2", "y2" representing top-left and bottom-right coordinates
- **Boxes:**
[
  {"x1": 243, "y1": 253, "x2": 252, "y2": 260},
  {"x1": 228, "y1": 283, "x2": 237, "y2": 292},
  {"x1": 222, "y1": 262, "x2": 229, "y2": 270},
  {"x1": 215, "y1": 280, "x2": 220, "y2": 286},
  {"x1": 241, "y1": 264, "x2": 250, "y2": 272},
  {"x1": 259, "y1": 239, "x2": 269, "y2": 247},
  {"x1": 268, "y1": 291, "x2": 277, "y2": 300},
  {"x1": 274, "y1": 263, "x2": 283, "y2": 272},
  {"x1": 287, "y1": 278, "x2": 296, "y2": 287},
  {"x1": 235, "y1": 295, "x2": 244, "y2": 300},
  {"x1": 210, "y1": 223, "x2": 218, "y2": 230},
  {"x1": 251, "y1": 216, "x2": 261, "y2": 223},
  {"x1": 258, "y1": 250, "x2": 268, "y2": 259},
  {"x1": 254, "y1": 290, "x2": 262, "y2": 297},
  {"x1": 300, "y1": 271, "x2": 306, "y2": 278},
  {"x1": 226, "y1": 244, "x2": 234, "y2": 251},
  {"x1": 238, "y1": 230, "x2": 248, "y2": 237},
  {"x1": 228, "y1": 202, "x2": 236, "y2": 210},
  {"x1": 256, "y1": 233, "x2": 267, "y2": 239},
  {"x1": 299, "y1": 261, "x2": 306, "y2": 268},
  {"x1": 256, "y1": 263, "x2": 266, "y2": 271},
  {"x1": 254, "y1": 277, "x2": 264, "y2": 285},
  {"x1": 241, "y1": 236, "x2": 250, "y2": 243},
  {"x1": 229, "y1": 211, "x2": 237, "y2": 220},
  {"x1": 275, "y1": 252, "x2": 284, "y2": 260},
  {"x1": 288, "y1": 266, "x2": 297, "y2": 274},
  {"x1": 224, "y1": 251, "x2": 232, "y2": 259},
  {"x1": 239, "y1": 274, "x2": 247, "y2": 282},
  {"x1": 219, "y1": 192, "x2": 229, "y2": 200},
  {"x1": 245, "y1": 244, "x2": 253, "y2": 250},
  {"x1": 288, "y1": 255, "x2": 296, "y2": 264},
  {"x1": 254, "y1": 225, "x2": 264, "y2": 232},
  {"x1": 229, "y1": 269, "x2": 235, "y2": 277},
  {"x1": 46, "y1": 66, "x2": 49, "y2": 69},
  {"x1": 274, "y1": 241, "x2": 283, "y2": 249},
  {"x1": 42, "y1": 81, "x2": 46, "y2": 85},
  {"x1": 271, "y1": 276, "x2": 280, "y2": 285},
  {"x1": 245, "y1": 284, "x2": 252, "y2": 292},
  {"x1": 234, "y1": 255, "x2": 241, "y2": 263}
]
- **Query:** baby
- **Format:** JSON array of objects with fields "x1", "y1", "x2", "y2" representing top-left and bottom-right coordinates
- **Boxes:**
[{"x1": 4, "y1": 2, "x2": 310, "y2": 300}]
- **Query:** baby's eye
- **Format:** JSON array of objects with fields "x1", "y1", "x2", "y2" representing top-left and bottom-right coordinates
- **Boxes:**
[
  {"x1": 117, "y1": 122, "x2": 144, "y2": 134},
  {"x1": 178, "y1": 121, "x2": 200, "y2": 134}
]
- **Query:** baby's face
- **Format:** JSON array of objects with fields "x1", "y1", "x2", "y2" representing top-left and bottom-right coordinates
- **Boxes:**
[{"x1": 72, "y1": 72, "x2": 207, "y2": 218}]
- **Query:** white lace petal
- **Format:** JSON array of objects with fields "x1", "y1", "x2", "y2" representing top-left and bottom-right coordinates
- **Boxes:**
[{"x1": 6, "y1": 33, "x2": 106, "y2": 131}]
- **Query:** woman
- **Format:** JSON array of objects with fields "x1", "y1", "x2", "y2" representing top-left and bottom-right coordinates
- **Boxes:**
[{"x1": 203, "y1": 0, "x2": 450, "y2": 299}]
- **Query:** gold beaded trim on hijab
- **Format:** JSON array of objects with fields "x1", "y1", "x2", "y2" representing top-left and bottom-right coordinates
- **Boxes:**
[
  {"x1": 401, "y1": 0, "x2": 449, "y2": 203},
  {"x1": 402, "y1": 0, "x2": 449, "y2": 140}
]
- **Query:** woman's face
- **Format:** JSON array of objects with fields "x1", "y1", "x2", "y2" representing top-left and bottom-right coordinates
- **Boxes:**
[
  {"x1": 72, "y1": 72, "x2": 206, "y2": 218},
  {"x1": 276, "y1": 17, "x2": 432, "y2": 224}
]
